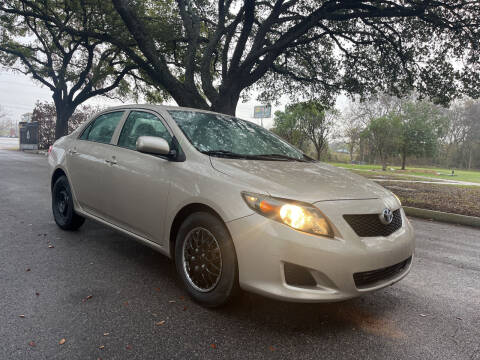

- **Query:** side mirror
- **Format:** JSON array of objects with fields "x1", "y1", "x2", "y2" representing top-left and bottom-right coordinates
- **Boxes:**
[{"x1": 136, "y1": 136, "x2": 170, "y2": 155}]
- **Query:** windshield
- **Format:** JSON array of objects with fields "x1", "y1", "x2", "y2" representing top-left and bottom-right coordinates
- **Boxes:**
[{"x1": 168, "y1": 110, "x2": 308, "y2": 161}]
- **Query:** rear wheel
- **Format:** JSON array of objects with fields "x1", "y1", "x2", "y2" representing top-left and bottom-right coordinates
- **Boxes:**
[
  {"x1": 52, "y1": 175, "x2": 85, "y2": 230},
  {"x1": 175, "y1": 212, "x2": 239, "y2": 307}
]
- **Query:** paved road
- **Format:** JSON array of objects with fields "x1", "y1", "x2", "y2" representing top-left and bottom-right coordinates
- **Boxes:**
[
  {"x1": 0, "y1": 136, "x2": 19, "y2": 150},
  {"x1": 1, "y1": 150, "x2": 479, "y2": 360}
]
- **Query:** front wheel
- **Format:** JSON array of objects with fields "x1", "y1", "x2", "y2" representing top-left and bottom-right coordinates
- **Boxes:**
[
  {"x1": 52, "y1": 175, "x2": 85, "y2": 230},
  {"x1": 175, "y1": 212, "x2": 239, "y2": 307}
]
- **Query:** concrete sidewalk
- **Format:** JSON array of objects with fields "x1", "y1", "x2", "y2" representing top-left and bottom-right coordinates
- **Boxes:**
[{"x1": 0, "y1": 136, "x2": 19, "y2": 150}]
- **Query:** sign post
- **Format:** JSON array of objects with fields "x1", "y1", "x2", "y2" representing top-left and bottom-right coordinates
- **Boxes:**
[{"x1": 253, "y1": 104, "x2": 272, "y2": 127}]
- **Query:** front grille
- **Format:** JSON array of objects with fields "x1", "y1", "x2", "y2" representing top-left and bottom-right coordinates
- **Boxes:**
[
  {"x1": 353, "y1": 257, "x2": 412, "y2": 289},
  {"x1": 343, "y1": 209, "x2": 402, "y2": 237}
]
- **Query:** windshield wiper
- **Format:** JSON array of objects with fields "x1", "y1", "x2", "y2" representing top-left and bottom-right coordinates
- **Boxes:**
[
  {"x1": 203, "y1": 150, "x2": 310, "y2": 162},
  {"x1": 254, "y1": 153, "x2": 308, "y2": 162},
  {"x1": 201, "y1": 150, "x2": 252, "y2": 159}
]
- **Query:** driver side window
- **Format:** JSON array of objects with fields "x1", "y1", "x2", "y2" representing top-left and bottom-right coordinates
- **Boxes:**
[{"x1": 118, "y1": 111, "x2": 173, "y2": 150}]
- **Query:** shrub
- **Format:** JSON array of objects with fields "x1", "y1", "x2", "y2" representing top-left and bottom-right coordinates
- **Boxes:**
[{"x1": 31, "y1": 101, "x2": 103, "y2": 149}]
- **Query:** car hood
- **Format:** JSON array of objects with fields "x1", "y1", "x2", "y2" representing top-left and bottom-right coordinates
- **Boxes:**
[{"x1": 210, "y1": 158, "x2": 392, "y2": 203}]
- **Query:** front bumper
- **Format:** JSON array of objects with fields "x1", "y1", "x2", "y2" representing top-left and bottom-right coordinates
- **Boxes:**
[{"x1": 226, "y1": 197, "x2": 415, "y2": 302}]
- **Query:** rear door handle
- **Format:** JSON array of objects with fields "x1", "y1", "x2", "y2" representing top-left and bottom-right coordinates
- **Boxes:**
[
  {"x1": 105, "y1": 159, "x2": 117, "y2": 165},
  {"x1": 68, "y1": 149, "x2": 78, "y2": 155}
]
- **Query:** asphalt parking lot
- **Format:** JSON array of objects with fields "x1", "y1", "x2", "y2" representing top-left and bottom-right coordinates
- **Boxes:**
[{"x1": 1, "y1": 150, "x2": 479, "y2": 360}]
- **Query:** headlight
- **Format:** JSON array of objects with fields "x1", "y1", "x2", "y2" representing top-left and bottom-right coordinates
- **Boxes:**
[
  {"x1": 241, "y1": 192, "x2": 333, "y2": 237},
  {"x1": 393, "y1": 193, "x2": 402, "y2": 206}
]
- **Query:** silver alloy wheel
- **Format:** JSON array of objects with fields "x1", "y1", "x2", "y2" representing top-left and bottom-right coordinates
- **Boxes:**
[{"x1": 182, "y1": 227, "x2": 223, "y2": 292}]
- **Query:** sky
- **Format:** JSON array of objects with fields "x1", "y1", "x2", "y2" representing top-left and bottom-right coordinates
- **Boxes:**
[{"x1": 0, "y1": 69, "x2": 286, "y2": 128}]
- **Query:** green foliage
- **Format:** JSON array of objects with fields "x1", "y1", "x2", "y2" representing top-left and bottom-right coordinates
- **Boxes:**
[
  {"x1": 362, "y1": 113, "x2": 403, "y2": 170},
  {"x1": 399, "y1": 101, "x2": 449, "y2": 168},
  {"x1": 272, "y1": 110, "x2": 308, "y2": 152},
  {"x1": 272, "y1": 100, "x2": 334, "y2": 159}
]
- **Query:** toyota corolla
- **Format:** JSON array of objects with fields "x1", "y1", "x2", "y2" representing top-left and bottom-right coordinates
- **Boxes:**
[{"x1": 48, "y1": 105, "x2": 415, "y2": 307}]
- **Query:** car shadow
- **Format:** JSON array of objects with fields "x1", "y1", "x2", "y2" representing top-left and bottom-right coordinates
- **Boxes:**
[{"x1": 77, "y1": 219, "x2": 407, "y2": 340}]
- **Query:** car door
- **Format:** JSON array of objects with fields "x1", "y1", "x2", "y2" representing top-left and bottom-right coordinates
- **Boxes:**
[
  {"x1": 66, "y1": 111, "x2": 125, "y2": 219},
  {"x1": 103, "y1": 110, "x2": 174, "y2": 245}
]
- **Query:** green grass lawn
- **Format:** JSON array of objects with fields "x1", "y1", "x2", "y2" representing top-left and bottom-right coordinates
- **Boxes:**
[{"x1": 328, "y1": 162, "x2": 480, "y2": 184}]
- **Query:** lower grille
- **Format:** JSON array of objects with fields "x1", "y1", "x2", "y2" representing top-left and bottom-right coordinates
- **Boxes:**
[
  {"x1": 344, "y1": 209, "x2": 402, "y2": 237},
  {"x1": 353, "y1": 257, "x2": 412, "y2": 289}
]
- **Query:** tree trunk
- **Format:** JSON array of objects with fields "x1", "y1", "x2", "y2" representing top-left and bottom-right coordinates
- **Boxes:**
[
  {"x1": 468, "y1": 147, "x2": 473, "y2": 170},
  {"x1": 210, "y1": 101, "x2": 236, "y2": 116},
  {"x1": 54, "y1": 101, "x2": 75, "y2": 140},
  {"x1": 314, "y1": 142, "x2": 322, "y2": 160},
  {"x1": 401, "y1": 149, "x2": 407, "y2": 170},
  {"x1": 210, "y1": 86, "x2": 241, "y2": 116},
  {"x1": 381, "y1": 153, "x2": 387, "y2": 171}
]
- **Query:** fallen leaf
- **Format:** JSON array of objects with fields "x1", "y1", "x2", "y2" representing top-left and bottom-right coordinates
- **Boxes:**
[
  {"x1": 179, "y1": 296, "x2": 185, "y2": 300},
  {"x1": 48, "y1": 245, "x2": 54, "y2": 248},
  {"x1": 182, "y1": 306, "x2": 187, "y2": 311},
  {"x1": 126, "y1": 345, "x2": 132, "y2": 350},
  {"x1": 419, "y1": 314, "x2": 428, "y2": 317},
  {"x1": 155, "y1": 321, "x2": 165, "y2": 326},
  {"x1": 26, "y1": 268, "x2": 31, "y2": 272},
  {"x1": 19, "y1": 314, "x2": 25, "y2": 318},
  {"x1": 210, "y1": 344, "x2": 216, "y2": 349},
  {"x1": 155, "y1": 288, "x2": 161, "y2": 292},
  {"x1": 168, "y1": 300, "x2": 176, "y2": 303},
  {"x1": 124, "y1": 301, "x2": 129, "y2": 306},
  {"x1": 98, "y1": 345, "x2": 105, "y2": 349},
  {"x1": 103, "y1": 333, "x2": 109, "y2": 336},
  {"x1": 82, "y1": 295, "x2": 93, "y2": 302},
  {"x1": 28, "y1": 341, "x2": 35, "y2": 347},
  {"x1": 269, "y1": 346, "x2": 275, "y2": 352},
  {"x1": 59, "y1": 338, "x2": 66, "y2": 345},
  {"x1": 35, "y1": 292, "x2": 40, "y2": 296}
]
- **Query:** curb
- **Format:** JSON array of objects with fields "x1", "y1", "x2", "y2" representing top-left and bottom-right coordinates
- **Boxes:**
[
  {"x1": 403, "y1": 206, "x2": 480, "y2": 228},
  {"x1": 22, "y1": 149, "x2": 48, "y2": 156}
]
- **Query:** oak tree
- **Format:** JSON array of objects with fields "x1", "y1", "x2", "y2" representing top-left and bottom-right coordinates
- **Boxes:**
[{"x1": 0, "y1": 1, "x2": 135, "y2": 138}]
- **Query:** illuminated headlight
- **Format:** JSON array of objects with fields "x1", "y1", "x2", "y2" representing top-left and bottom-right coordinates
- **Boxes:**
[{"x1": 241, "y1": 192, "x2": 333, "y2": 237}]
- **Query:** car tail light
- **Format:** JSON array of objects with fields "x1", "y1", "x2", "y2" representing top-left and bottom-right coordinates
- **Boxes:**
[{"x1": 48, "y1": 145, "x2": 53, "y2": 154}]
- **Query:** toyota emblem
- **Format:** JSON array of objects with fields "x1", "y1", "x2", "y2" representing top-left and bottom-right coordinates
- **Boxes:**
[{"x1": 379, "y1": 208, "x2": 394, "y2": 225}]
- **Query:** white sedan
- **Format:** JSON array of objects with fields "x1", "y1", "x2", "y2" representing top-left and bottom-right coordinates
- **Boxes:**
[{"x1": 48, "y1": 105, "x2": 415, "y2": 307}]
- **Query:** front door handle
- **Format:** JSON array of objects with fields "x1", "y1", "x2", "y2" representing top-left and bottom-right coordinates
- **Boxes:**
[{"x1": 105, "y1": 159, "x2": 118, "y2": 165}]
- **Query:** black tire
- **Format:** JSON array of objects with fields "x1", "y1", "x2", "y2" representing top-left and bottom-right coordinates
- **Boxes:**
[
  {"x1": 175, "y1": 212, "x2": 239, "y2": 307},
  {"x1": 52, "y1": 175, "x2": 85, "y2": 231}
]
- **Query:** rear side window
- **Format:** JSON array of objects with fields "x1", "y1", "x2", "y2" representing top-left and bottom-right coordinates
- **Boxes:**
[
  {"x1": 118, "y1": 111, "x2": 173, "y2": 150},
  {"x1": 80, "y1": 111, "x2": 124, "y2": 144}
]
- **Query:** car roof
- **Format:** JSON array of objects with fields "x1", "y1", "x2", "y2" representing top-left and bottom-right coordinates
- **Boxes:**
[{"x1": 102, "y1": 104, "x2": 233, "y2": 118}]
